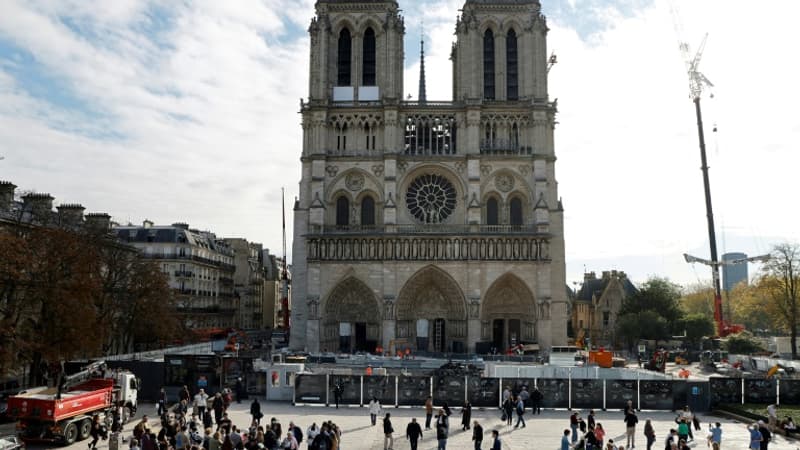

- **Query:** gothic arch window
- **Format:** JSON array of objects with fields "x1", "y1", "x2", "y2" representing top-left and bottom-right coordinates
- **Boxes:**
[
  {"x1": 362, "y1": 27, "x2": 376, "y2": 86},
  {"x1": 337, "y1": 28, "x2": 352, "y2": 86},
  {"x1": 336, "y1": 196, "x2": 350, "y2": 227},
  {"x1": 361, "y1": 196, "x2": 375, "y2": 226},
  {"x1": 483, "y1": 29, "x2": 495, "y2": 100},
  {"x1": 509, "y1": 197, "x2": 523, "y2": 226},
  {"x1": 506, "y1": 29, "x2": 519, "y2": 100},
  {"x1": 486, "y1": 197, "x2": 499, "y2": 226}
]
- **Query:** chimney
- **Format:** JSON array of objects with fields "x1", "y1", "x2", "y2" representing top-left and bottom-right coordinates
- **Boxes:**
[
  {"x1": 143, "y1": 219, "x2": 154, "y2": 228},
  {"x1": 602, "y1": 271, "x2": 611, "y2": 280},
  {"x1": 584, "y1": 271, "x2": 596, "y2": 281},
  {"x1": 22, "y1": 192, "x2": 55, "y2": 223},
  {"x1": 57, "y1": 203, "x2": 85, "y2": 227},
  {"x1": 172, "y1": 222, "x2": 190, "y2": 230},
  {"x1": 0, "y1": 181, "x2": 16, "y2": 213},
  {"x1": 85, "y1": 213, "x2": 112, "y2": 232}
]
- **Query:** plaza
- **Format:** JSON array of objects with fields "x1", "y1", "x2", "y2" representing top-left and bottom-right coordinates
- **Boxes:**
[{"x1": 22, "y1": 401, "x2": 797, "y2": 450}]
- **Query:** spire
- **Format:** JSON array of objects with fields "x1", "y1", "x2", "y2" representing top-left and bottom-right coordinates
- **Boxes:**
[{"x1": 418, "y1": 24, "x2": 427, "y2": 104}]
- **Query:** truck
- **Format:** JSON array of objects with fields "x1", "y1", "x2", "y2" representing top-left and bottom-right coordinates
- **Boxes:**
[{"x1": 7, "y1": 362, "x2": 138, "y2": 445}]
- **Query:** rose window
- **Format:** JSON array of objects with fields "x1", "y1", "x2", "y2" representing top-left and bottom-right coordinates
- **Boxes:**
[{"x1": 406, "y1": 174, "x2": 457, "y2": 223}]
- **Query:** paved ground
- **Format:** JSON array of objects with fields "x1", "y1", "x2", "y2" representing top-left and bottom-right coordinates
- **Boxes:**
[{"x1": 10, "y1": 402, "x2": 800, "y2": 450}]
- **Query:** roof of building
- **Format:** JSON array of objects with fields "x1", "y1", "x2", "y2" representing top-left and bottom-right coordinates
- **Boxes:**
[{"x1": 575, "y1": 271, "x2": 637, "y2": 302}]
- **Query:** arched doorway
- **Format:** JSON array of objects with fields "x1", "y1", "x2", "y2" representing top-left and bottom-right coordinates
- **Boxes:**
[
  {"x1": 396, "y1": 266, "x2": 466, "y2": 353},
  {"x1": 482, "y1": 273, "x2": 537, "y2": 350},
  {"x1": 322, "y1": 277, "x2": 381, "y2": 353}
]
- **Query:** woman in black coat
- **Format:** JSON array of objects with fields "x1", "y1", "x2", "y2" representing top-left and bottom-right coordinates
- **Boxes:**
[
  {"x1": 461, "y1": 401, "x2": 472, "y2": 431},
  {"x1": 502, "y1": 398, "x2": 514, "y2": 426}
]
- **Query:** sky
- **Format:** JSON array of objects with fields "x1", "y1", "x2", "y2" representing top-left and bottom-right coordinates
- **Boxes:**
[{"x1": 0, "y1": 0, "x2": 797, "y2": 291}]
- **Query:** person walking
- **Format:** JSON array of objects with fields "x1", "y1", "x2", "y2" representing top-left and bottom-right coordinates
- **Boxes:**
[
  {"x1": 519, "y1": 386, "x2": 530, "y2": 412},
  {"x1": 570, "y1": 412, "x2": 580, "y2": 444},
  {"x1": 425, "y1": 396, "x2": 434, "y2": 430},
  {"x1": 194, "y1": 389, "x2": 208, "y2": 422},
  {"x1": 749, "y1": 423, "x2": 763, "y2": 450},
  {"x1": 369, "y1": 396, "x2": 381, "y2": 426},
  {"x1": 436, "y1": 409, "x2": 449, "y2": 450},
  {"x1": 502, "y1": 397, "x2": 514, "y2": 427},
  {"x1": 767, "y1": 404, "x2": 778, "y2": 432},
  {"x1": 333, "y1": 382, "x2": 344, "y2": 409},
  {"x1": 307, "y1": 423, "x2": 320, "y2": 450},
  {"x1": 383, "y1": 413, "x2": 395, "y2": 450},
  {"x1": 708, "y1": 422, "x2": 722, "y2": 450},
  {"x1": 677, "y1": 418, "x2": 690, "y2": 444},
  {"x1": 643, "y1": 419, "x2": 655, "y2": 450},
  {"x1": 461, "y1": 401, "x2": 472, "y2": 431},
  {"x1": 406, "y1": 418, "x2": 423, "y2": 450},
  {"x1": 490, "y1": 430, "x2": 501, "y2": 450},
  {"x1": 594, "y1": 423, "x2": 605, "y2": 449},
  {"x1": 88, "y1": 414, "x2": 102, "y2": 449},
  {"x1": 758, "y1": 420, "x2": 771, "y2": 450},
  {"x1": 514, "y1": 396, "x2": 526, "y2": 428},
  {"x1": 625, "y1": 409, "x2": 639, "y2": 449},
  {"x1": 472, "y1": 420, "x2": 483, "y2": 450},
  {"x1": 531, "y1": 387, "x2": 543, "y2": 415},
  {"x1": 561, "y1": 429, "x2": 571, "y2": 450},
  {"x1": 158, "y1": 388, "x2": 168, "y2": 416},
  {"x1": 250, "y1": 397, "x2": 262, "y2": 426}
]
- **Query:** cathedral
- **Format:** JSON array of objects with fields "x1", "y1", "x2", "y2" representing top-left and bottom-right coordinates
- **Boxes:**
[{"x1": 291, "y1": 0, "x2": 568, "y2": 354}]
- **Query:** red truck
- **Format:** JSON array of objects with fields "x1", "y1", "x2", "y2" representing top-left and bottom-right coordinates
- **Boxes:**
[{"x1": 7, "y1": 362, "x2": 138, "y2": 445}]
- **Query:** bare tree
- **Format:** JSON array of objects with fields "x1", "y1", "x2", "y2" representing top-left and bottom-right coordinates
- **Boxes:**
[{"x1": 761, "y1": 243, "x2": 800, "y2": 359}]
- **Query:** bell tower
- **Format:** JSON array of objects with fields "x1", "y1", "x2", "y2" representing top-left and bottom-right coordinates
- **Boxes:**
[{"x1": 307, "y1": 0, "x2": 405, "y2": 105}]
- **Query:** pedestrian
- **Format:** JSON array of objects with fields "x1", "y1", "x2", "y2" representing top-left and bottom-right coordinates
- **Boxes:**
[
  {"x1": 749, "y1": 424, "x2": 763, "y2": 450},
  {"x1": 461, "y1": 401, "x2": 472, "y2": 431},
  {"x1": 472, "y1": 420, "x2": 483, "y2": 450},
  {"x1": 369, "y1": 396, "x2": 381, "y2": 426},
  {"x1": 425, "y1": 396, "x2": 434, "y2": 430},
  {"x1": 594, "y1": 423, "x2": 605, "y2": 449},
  {"x1": 306, "y1": 422, "x2": 319, "y2": 449},
  {"x1": 758, "y1": 420, "x2": 771, "y2": 450},
  {"x1": 519, "y1": 386, "x2": 530, "y2": 411},
  {"x1": 664, "y1": 429, "x2": 677, "y2": 450},
  {"x1": 680, "y1": 406, "x2": 694, "y2": 441},
  {"x1": 766, "y1": 404, "x2": 778, "y2": 432},
  {"x1": 383, "y1": 413, "x2": 394, "y2": 450},
  {"x1": 406, "y1": 417, "x2": 423, "y2": 450},
  {"x1": 180, "y1": 385, "x2": 190, "y2": 404},
  {"x1": 514, "y1": 396, "x2": 526, "y2": 428},
  {"x1": 281, "y1": 431, "x2": 298, "y2": 450},
  {"x1": 588, "y1": 410, "x2": 596, "y2": 430},
  {"x1": 213, "y1": 393, "x2": 225, "y2": 424},
  {"x1": 625, "y1": 409, "x2": 639, "y2": 449},
  {"x1": 502, "y1": 396, "x2": 514, "y2": 426},
  {"x1": 502, "y1": 386, "x2": 511, "y2": 403},
  {"x1": 289, "y1": 421, "x2": 303, "y2": 448},
  {"x1": 531, "y1": 386, "x2": 543, "y2": 415},
  {"x1": 624, "y1": 400, "x2": 635, "y2": 416},
  {"x1": 708, "y1": 422, "x2": 722, "y2": 450},
  {"x1": 644, "y1": 419, "x2": 655, "y2": 450},
  {"x1": 88, "y1": 414, "x2": 102, "y2": 449},
  {"x1": 158, "y1": 388, "x2": 168, "y2": 416},
  {"x1": 194, "y1": 389, "x2": 208, "y2": 422},
  {"x1": 677, "y1": 418, "x2": 689, "y2": 444},
  {"x1": 442, "y1": 401, "x2": 452, "y2": 417},
  {"x1": 585, "y1": 426, "x2": 600, "y2": 450},
  {"x1": 490, "y1": 429, "x2": 501, "y2": 450},
  {"x1": 570, "y1": 412, "x2": 580, "y2": 444},
  {"x1": 333, "y1": 382, "x2": 343, "y2": 409},
  {"x1": 436, "y1": 409, "x2": 449, "y2": 450},
  {"x1": 561, "y1": 429, "x2": 571, "y2": 450},
  {"x1": 222, "y1": 434, "x2": 234, "y2": 450},
  {"x1": 250, "y1": 397, "x2": 262, "y2": 426}
]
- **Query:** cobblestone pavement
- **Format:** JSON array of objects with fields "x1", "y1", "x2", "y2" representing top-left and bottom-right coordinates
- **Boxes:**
[{"x1": 18, "y1": 402, "x2": 799, "y2": 450}]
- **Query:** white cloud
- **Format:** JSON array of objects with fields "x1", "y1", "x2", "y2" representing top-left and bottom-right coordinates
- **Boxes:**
[{"x1": 0, "y1": 0, "x2": 797, "y2": 287}]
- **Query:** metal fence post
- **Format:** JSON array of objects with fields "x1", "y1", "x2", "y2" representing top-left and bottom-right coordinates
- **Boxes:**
[
  {"x1": 395, "y1": 376, "x2": 399, "y2": 408},
  {"x1": 326, "y1": 374, "x2": 330, "y2": 407},
  {"x1": 568, "y1": 367, "x2": 572, "y2": 411},
  {"x1": 602, "y1": 379, "x2": 607, "y2": 411}
]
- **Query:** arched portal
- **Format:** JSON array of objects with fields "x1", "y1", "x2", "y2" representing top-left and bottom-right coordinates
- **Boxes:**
[
  {"x1": 482, "y1": 273, "x2": 537, "y2": 350},
  {"x1": 322, "y1": 277, "x2": 381, "y2": 353},
  {"x1": 396, "y1": 266, "x2": 466, "y2": 353}
]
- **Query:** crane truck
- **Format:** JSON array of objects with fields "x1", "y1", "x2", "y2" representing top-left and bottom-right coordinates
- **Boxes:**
[{"x1": 7, "y1": 361, "x2": 138, "y2": 445}]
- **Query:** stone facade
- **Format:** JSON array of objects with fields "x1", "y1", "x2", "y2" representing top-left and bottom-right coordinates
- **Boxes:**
[
  {"x1": 572, "y1": 270, "x2": 637, "y2": 348},
  {"x1": 291, "y1": 0, "x2": 568, "y2": 353}
]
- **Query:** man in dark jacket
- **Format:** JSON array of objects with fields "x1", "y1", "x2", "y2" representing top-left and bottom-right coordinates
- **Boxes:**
[
  {"x1": 406, "y1": 418, "x2": 423, "y2": 450},
  {"x1": 531, "y1": 387, "x2": 543, "y2": 415},
  {"x1": 383, "y1": 413, "x2": 394, "y2": 450},
  {"x1": 472, "y1": 420, "x2": 483, "y2": 450},
  {"x1": 436, "y1": 410, "x2": 449, "y2": 450},
  {"x1": 250, "y1": 398, "x2": 262, "y2": 426}
]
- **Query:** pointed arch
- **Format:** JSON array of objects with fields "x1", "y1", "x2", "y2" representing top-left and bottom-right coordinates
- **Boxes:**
[
  {"x1": 337, "y1": 28, "x2": 352, "y2": 86},
  {"x1": 506, "y1": 28, "x2": 518, "y2": 100},
  {"x1": 482, "y1": 273, "x2": 537, "y2": 347},
  {"x1": 483, "y1": 29, "x2": 496, "y2": 100},
  {"x1": 396, "y1": 265, "x2": 467, "y2": 352},
  {"x1": 322, "y1": 276, "x2": 381, "y2": 352},
  {"x1": 362, "y1": 27, "x2": 376, "y2": 86}
]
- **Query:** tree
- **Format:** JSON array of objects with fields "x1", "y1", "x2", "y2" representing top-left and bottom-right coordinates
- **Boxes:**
[
  {"x1": 729, "y1": 281, "x2": 778, "y2": 334},
  {"x1": 677, "y1": 313, "x2": 715, "y2": 347},
  {"x1": 760, "y1": 243, "x2": 800, "y2": 358},
  {"x1": 724, "y1": 331, "x2": 765, "y2": 354},
  {"x1": 619, "y1": 277, "x2": 682, "y2": 332},
  {"x1": 615, "y1": 310, "x2": 670, "y2": 351},
  {"x1": 679, "y1": 284, "x2": 715, "y2": 318}
]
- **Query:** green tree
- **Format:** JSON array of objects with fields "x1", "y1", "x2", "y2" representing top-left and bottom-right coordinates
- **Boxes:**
[
  {"x1": 760, "y1": 243, "x2": 800, "y2": 358},
  {"x1": 724, "y1": 331, "x2": 765, "y2": 354},
  {"x1": 679, "y1": 284, "x2": 715, "y2": 318},
  {"x1": 619, "y1": 277, "x2": 682, "y2": 333},
  {"x1": 677, "y1": 313, "x2": 715, "y2": 347}
]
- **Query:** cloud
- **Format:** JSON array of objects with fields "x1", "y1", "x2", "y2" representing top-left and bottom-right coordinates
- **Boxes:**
[{"x1": 0, "y1": 0, "x2": 797, "y2": 287}]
